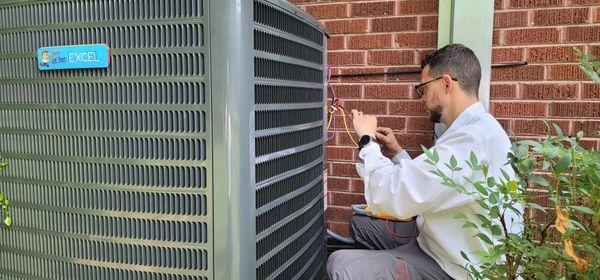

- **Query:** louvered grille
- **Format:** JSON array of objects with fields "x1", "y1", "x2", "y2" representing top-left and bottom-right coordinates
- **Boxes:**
[
  {"x1": 0, "y1": 0, "x2": 210, "y2": 279},
  {"x1": 253, "y1": 1, "x2": 326, "y2": 279}
]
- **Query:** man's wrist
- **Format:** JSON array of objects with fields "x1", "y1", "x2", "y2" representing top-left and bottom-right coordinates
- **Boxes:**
[{"x1": 358, "y1": 135, "x2": 377, "y2": 150}]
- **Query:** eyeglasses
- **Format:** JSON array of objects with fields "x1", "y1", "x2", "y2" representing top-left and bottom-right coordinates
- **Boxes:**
[{"x1": 415, "y1": 76, "x2": 458, "y2": 99}]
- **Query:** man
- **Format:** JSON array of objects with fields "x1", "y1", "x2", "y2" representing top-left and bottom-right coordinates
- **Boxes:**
[{"x1": 327, "y1": 44, "x2": 520, "y2": 280}]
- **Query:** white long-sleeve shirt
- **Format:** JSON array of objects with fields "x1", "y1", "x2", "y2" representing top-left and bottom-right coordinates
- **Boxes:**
[{"x1": 356, "y1": 102, "x2": 521, "y2": 280}]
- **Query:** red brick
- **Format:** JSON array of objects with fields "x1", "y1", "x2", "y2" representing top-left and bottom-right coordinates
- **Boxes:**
[
  {"x1": 570, "y1": 0, "x2": 600, "y2": 5},
  {"x1": 368, "y1": 50, "x2": 415, "y2": 66},
  {"x1": 579, "y1": 139, "x2": 599, "y2": 149},
  {"x1": 492, "y1": 48, "x2": 525, "y2": 63},
  {"x1": 397, "y1": 0, "x2": 438, "y2": 15},
  {"x1": 329, "y1": 51, "x2": 365, "y2": 66},
  {"x1": 351, "y1": 178, "x2": 364, "y2": 193},
  {"x1": 324, "y1": 19, "x2": 369, "y2": 34},
  {"x1": 343, "y1": 100, "x2": 388, "y2": 114},
  {"x1": 494, "y1": 11, "x2": 528, "y2": 28},
  {"x1": 389, "y1": 100, "x2": 428, "y2": 116},
  {"x1": 582, "y1": 83, "x2": 600, "y2": 99},
  {"x1": 491, "y1": 102, "x2": 548, "y2": 117},
  {"x1": 596, "y1": 7, "x2": 600, "y2": 22},
  {"x1": 337, "y1": 67, "x2": 387, "y2": 82},
  {"x1": 547, "y1": 64, "x2": 590, "y2": 80},
  {"x1": 491, "y1": 65, "x2": 545, "y2": 81},
  {"x1": 512, "y1": 119, "x2": 571, "y2": 135},
  {"x1": 520, "y1": 83, "x2": 578, "y2": 100},
  {"x1": 335, "y1": 132, "x2": 360, "y2": 147},
  {"x1": 396, "y1": 32, "x2": 437, "y2": 48},
  {"x1": 490, "y1": 83, "x2": 518, "y2": 99},
  {"x1": 503, "y1": 28, "x2": 561, "y2": 45},
  {"x1": 407, "y1": 150, "x2": 425, "y2": 158},
  {"x1": 304, "y1": 3, "x2": 348, "y2": 19},
  {"x1": 590, "y1": 45, "x2": 600, "y2": 57},
  {"x1": 493, "y1": 30, "x2": 501, "y2": 46},
  {"x1": 371, "y1": 17, "x2": 417, "y2": 32},
  {"x1": 396, "y1": 133, "x2": 435, "y2": 148},
  {"x1": 495, "y1": 0, "x2": 505, "y2": 9},
  {"x1": 330, "y1": 222, "x2": 350, "y2": 237},
  {"x1": 331, "y1": 162, "x2": 359, "y2": 177},
  {"x1": 386, "y1": 66, "x2": 422, "y2": 81},
  {"x1": 326, "y1": 206, "x2": 354, "y2": 222},
  {"x1": 289, "y1": 0, "x2": 320, "y2": 4},
  {"x1": 565, "y1": 26, "x2": 600, "y2": 42},
  {"x1": 326, "y1": 176, "x2": 351, "y2": 192},
  {"x1": 572, "y1": 121, "x2": 600, "y2": 137},
  {"x1": 407, "y1": 117, "x2": 435, "y2": 132},
  {"x1": 330, "y1": 191, "x2": 366, "y2": 206},
  {"x1": 351, "y1": 1, "x2": 395, "y2": 17},
  {"x1": 419, "y1": 15, "x2": 438, "y2": 31},
  {"x1": 327, "y1": 146, "x2": 355, "y2": 161},
  {"x1": 497, "y1": 119, "x2": 512, "y2": 131},
  {"x1": 364, "y1": 84, "x2": 411, "y2": 99},
  {"x1": 328, "y1": 36, "x2": 345, "y2": 50},
  {"x1": 532, "y1": 8, "x2": 589, "y2": 26},
  {"x1": 417, "y1": 49, "x2": 436, "y2": 64},
  {"x1": 377, "y1": 116, "x2": 407, "y2": 131},
  {"x1": 527, "y1": 45, "x2": 582, "y2": 62},
  {"x1": 329, "y1": 84, "x2": 361, "y2": 99},
  {"x1": 347, "y1": 34, "x2": 393, "y2": 49},
  {"x1": 328, "y1": 114, "x2": 351, "y2": 131},
  {"x1": 550, "y1": 102, "x2": 600, "y2": 118},
  {"x1": 509, "y1": 0, "x2": 563, "y2": 8}
]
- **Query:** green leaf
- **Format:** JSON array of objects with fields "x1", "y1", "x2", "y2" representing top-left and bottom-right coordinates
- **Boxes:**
[
  {"x1": 475, "y1": 233, "x2": 494, "y2": 245},
  {"x1": 450, "y1": 155, "x2": 457, "y2": 169},
  {"x1": 570, "y1": 206, "x2": 596, "y2": 215},
  {"x1": 562, "y1": 227, "x2": 575, "y2": 239},
  {"x1": 474, "y1": 183, "x2": 489, "y2": 196},
  {"x1": 472, "y1": 250, "x2": 489, "y2": 259},
  {"x1": 475, "y1": 214, "x2": 492, "y2": 226},
  {"x1": 422, "y1": 145, "x2": 434, "y2": 162},
  {"x1": 453, "y1": 212, "x2": 467, "y2": 220},
  {"x1": 463, "y1": 222, "x2": 478, "y2": 229},
  {"x1": 482, "y1": 165, "x2": 489, "y2": 178},
  {"x1": 552, "y1": 123, "x2": 563, "y2": 136},
  {"x1": 517, "y1": 140, "x2": 542, "y2": 149},
  {"x1": 528, "y1": 174, "x2": 550, "y2": 187},
  {"x1": 490, "y1": 225, "x2": 503, "y2": 236},
  {"x1": 4, "y1": 215, "x2": 11, "y2": 226},
  {"x1": 554, "y1": 154, "x2": 571, "y2": 174},
  {"x1": 475, "y1": 199, "x2": 491, "y2": 210},
  {"x1": 526, "y1": 203, "x2": 547, "y2": 213},
  {"x1": 470, "y1": 151, "x2": 478, "y2": 167},
  {"x1": 570, "y1": 220, "x2": 587, "y2": 232},
  {"x1": 432, "y1": 148, "x2": 440, "y2": 163},
  {"x1": 490, "y1": 206, "x2": 500, "y2": 217},
  {"x1": 500, "y1": 169, "x2": 511, "y2": 182},
  {"x1": 460, "y1": 251, "x2": 470, "y2": 262},
  {"x1": 507, "y1": 181, "x2": 518, "y2": 192},
  {"x1": 488, "y1": 192, "x2": 498, "y2": 204},
  {"x1": 486, "y1": 177, "x2": 496, "y2": 188}
]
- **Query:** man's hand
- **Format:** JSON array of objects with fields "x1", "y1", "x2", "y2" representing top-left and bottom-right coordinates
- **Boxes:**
[
  {"x1": 351, "y1": 109, "x2": 377, "y2": 137},
  {"x1": 375, "y1": 127, "x2": 403, "y2": 159}
]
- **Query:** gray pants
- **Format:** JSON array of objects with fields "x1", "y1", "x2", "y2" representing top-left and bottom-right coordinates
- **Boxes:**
[{"x1": 327, "y1": 215, "x2": 453, "y2": 280}]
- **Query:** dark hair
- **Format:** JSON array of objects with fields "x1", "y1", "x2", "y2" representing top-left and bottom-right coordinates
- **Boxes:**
[{"x1": 420, "y1": 44, "x2": 481, "y2": 97}]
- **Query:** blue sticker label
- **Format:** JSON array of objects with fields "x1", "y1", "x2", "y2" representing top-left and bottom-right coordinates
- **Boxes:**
[{"x1": 37, "y1": 44, "x2": 110, "y2": 70}]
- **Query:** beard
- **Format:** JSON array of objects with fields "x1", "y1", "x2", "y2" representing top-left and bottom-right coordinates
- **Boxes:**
[{"x1": 428, "y1": 105, "x2": 443, "y2": 123}]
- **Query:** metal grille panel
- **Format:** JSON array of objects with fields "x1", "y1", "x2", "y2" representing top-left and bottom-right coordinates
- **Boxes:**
[
  {"x1": 0, "y1": 0, "x2": 210, "y2": 279},
  {"x1": 253, "y1": 1, "x2": 326, "y2": 279}
]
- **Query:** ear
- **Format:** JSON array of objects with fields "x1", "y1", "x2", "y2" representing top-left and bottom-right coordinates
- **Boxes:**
[{"x1": 442, "y1": 74, "x2": 455, "y2": 93}]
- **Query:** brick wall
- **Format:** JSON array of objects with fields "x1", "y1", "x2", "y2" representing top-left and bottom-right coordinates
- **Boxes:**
[{"x1": 290, "y1": 0, "x2": 600, "y2": 236}]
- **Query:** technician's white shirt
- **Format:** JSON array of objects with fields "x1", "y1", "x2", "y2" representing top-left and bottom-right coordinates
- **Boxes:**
[{"x1": 356, "y1": 102, "x2": 521, "y2": 280}]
